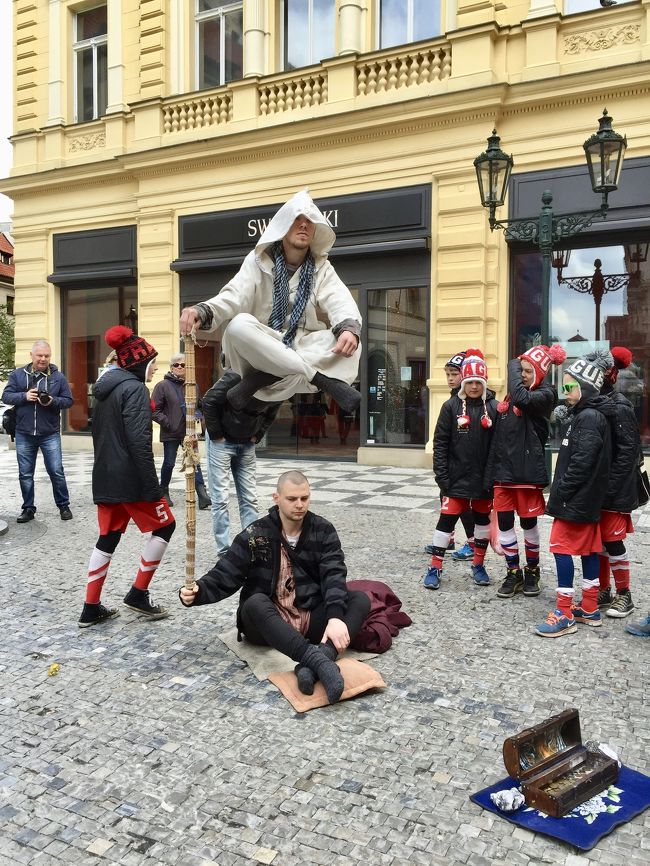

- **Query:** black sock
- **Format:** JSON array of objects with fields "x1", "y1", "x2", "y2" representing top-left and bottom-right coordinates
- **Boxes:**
[
  {"x1": 311, "y1": 372, "x2": 360, "y2": 414},
  {"x1": 227, "y1": 372, "x2": 281, "y2": 412},
  {"x1": 294, "y1": 642, "x2": 337, "y2": 695},
  {"x1": 300, "y1": 643, "x2": 344, "y2": 704}
]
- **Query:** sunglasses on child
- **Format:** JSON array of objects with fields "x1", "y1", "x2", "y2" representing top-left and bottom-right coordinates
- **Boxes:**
[
  {"x1": 561, "y1": 382, "x2": 580, "y2": 394},
  {"x1": 172, "y1": 362, "x2": 186, "y2": 368}
]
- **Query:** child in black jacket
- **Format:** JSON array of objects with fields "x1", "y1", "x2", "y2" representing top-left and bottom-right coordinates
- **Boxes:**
[
  {"x1": 423, "y1": 349, "x2": 497, "y2": 590},
  {"x1": 536, "y1": 356, "x2": 614, "y2": 638},
  {"x1": 486, "y1": 344, "x2": 564, "y2": 599}
]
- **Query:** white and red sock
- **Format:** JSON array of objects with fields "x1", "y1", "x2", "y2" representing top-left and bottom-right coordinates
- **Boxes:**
[
  {"x1": 133, "y1": 535, "x2": 170, "y2": 591},
  {"x1": 85, "y1": 548, "x2": 112, "y2": 605}
]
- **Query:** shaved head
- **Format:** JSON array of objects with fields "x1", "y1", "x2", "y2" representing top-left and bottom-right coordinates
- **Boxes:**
[{"x1": 277, "y1": 470, "x2": 309, "y2": 492}]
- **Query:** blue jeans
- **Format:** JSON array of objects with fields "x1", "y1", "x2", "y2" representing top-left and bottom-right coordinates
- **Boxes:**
[
  {"x1": 206, "y1": 433, "x2": 258, "y2": 556},
  {"x1": 15, "y1": 431, "x2": 70, "y2": 511},
  {"x1": 161, "y1": 439, "x2": 205, "y2": 488}
]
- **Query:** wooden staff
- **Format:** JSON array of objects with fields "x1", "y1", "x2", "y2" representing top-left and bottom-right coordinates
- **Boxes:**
[{"x1": 181, "y1": 336, "x2": 201, "y2": 590}]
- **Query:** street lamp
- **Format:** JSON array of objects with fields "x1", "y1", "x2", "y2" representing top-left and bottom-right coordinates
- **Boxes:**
[
  {"x1": 474, "y1": 109, "x2": 627, "y2": 342},
  {"x1": 555, "y1": 257, "x2": 634, "y2": 342}
]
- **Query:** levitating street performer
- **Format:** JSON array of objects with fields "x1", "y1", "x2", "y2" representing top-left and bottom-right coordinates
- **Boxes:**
[
  {"x1": 79, "y1": 326, "x2": 175, "y2": 627},
  {"x1": 179, "y1": 470, "x2": 371, "y2": 705},
  {"x1": 179, "y1": 190, "x2": 361, "y2": 413}
]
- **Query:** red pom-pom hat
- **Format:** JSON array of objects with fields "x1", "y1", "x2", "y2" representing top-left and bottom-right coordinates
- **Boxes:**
[
  {"x1": 519, "y1": 343, "x2": 566, "y2": 390},
  {"x1": 104, "y1": 325, "x2": 158, "y2": 370}
]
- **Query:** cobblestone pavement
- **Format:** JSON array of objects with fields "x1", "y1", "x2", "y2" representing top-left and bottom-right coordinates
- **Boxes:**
[{"x1": 0, "y1": 439, "x2": 648, "y2": 866}]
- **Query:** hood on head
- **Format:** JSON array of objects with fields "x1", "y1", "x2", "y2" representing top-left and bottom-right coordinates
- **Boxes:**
[
  {"x1": 92, "y1": 367, "x2": 138, "y2": 401},
  {"x1": 255, "y1": 190, "x2": 336, "y2": 259}
]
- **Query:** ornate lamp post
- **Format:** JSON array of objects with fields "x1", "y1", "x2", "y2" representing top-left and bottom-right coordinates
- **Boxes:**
[
  {"x1": 555, "y1": 257, "x2": 634, "y2": 342},
  {"x1": 474, "y1": 110, "x2": 627, "y2": 343}
]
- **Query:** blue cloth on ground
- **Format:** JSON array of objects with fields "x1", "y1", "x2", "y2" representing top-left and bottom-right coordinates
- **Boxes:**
[{"x1": 470, "y1": 765, "x2": 650, "y2": 851}]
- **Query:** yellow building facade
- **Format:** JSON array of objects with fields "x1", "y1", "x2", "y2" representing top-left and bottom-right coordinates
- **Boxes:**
[{"x1": 4, "y1": 0, "x2": 650, "y2": 465}]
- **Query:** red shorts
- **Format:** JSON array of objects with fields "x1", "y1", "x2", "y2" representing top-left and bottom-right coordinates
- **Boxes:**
[
  {"x1": 493, "y1": 485, "x2": 546, "y2": 517},
  {"x1": 97, "y1": 500, "x2": 174, "y2": 535},
  {"x1": 549, "y1": 518, "x2": 602, "y2": 556},
  {"x1": 600, "y1": 510, "x2": 634, "y2": 543},
  {"x1": 441, "y1": 496, "x2": 492, "y2": 516}
]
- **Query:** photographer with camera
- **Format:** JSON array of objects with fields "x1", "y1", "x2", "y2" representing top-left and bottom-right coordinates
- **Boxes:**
[{"x1": 2, "y1": 340, "x2": 74, "y2": 523}]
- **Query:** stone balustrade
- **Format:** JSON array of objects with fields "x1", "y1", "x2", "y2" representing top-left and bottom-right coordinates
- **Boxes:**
[
  {"x1": 162, "y1": 92, "x2": 233, "y2": 134},
  {"x1": 357, "y1": 42, "x2": 452, "y2": 95}
]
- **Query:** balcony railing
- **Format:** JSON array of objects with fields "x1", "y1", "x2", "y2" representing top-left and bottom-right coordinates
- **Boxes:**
[
  {"x1": 357, "y1": 43, "x2": 451, "y2": 95},
  {"x1": 259, "y1": 70, "x2": 328, "y2": 115},
  {"x1": 162, "y1": 92, "x2": 233, "y2": 134}
]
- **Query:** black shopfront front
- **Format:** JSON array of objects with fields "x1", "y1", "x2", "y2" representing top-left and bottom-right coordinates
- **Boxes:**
[{"x1": 172, "y1": 186, "x2": 432, "y2": 460}]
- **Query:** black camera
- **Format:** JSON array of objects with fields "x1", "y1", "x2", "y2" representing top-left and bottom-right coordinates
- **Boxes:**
[{"x1": 37, "y1": 391, "x2": 51, "y2": 406}]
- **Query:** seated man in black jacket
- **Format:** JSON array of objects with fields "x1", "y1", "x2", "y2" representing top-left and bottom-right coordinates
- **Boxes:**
[
  {"x1": 179, "y1": 470, "x2": 370, "y2": 704},
  {"x1": 202, "y1": 369, "x2": 282, "y2": 556}
]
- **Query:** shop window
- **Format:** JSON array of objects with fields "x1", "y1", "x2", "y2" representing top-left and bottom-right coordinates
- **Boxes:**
[
  {"x1": 196, "y1": 0, "x2": 243, "y2": 88},
  {"x1": 74, "y1": 5, "x2": 108, "y2": 122},
  {"x1": 379, "y1": 0, "x2": 441, "y2": 49},
  {"x1": 366, "y1": 286, "x2": 427, "y2": 445},
  {"x1": 565, "y1": 0, "x2": 634, "y2": 11},
  {"x1": 283, "y1": 0, "x2": 335, "y2": 71},
  {"x1": 62, "y1": 286, "x2": 137, "y2": 432},
  {"x1": 512, "y1": 242, "x2": 650, "y2": 448}
]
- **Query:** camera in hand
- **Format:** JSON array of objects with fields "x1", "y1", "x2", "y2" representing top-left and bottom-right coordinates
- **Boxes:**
[{"x1": 37, "y1": 391, "x2": 51, "y2": 406}]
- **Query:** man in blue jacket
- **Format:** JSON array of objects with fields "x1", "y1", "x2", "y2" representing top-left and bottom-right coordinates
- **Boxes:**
[{"x1": 2, "y1": 340, "x2": 73, "y2": 523}]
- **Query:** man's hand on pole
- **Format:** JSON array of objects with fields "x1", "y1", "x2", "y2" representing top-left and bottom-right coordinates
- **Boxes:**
[
  {"x1": 180, "y1": 583, "x2": 199, "y2": 605},
  {"x1": 180, "y1": 307, "x2": 200, "y2": 337}
]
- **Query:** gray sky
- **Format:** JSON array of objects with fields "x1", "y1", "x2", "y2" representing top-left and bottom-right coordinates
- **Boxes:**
[{"x1": 0, "y1": 3, "x2": 12, "y2": 223}]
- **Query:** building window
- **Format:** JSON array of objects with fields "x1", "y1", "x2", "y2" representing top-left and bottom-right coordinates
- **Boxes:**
[
  {"x1": 196, "y1": 1, "x2": 243, "y2": 88},
  {"x1": 74, "y1": 5, "x2": 108, "y2": 122},
  {"x1": 380, "y1": 0, "x2": 441, "y2": 49},
  {"x1": 283, "y1": 0, "x2": 335, "y2": 71},
  {"x1": 6, "y1": 296, "x2": 14, "y2": 316}
]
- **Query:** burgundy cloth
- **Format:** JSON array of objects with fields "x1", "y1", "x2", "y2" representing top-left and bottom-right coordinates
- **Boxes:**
[{"x1": 347, "y1": 580, "x2": 412, "y2": 653}]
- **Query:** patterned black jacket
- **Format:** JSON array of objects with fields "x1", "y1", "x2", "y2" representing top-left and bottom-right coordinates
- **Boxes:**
[{"x1": 186, "y1": 506, "x2": 349, "y2": 624}]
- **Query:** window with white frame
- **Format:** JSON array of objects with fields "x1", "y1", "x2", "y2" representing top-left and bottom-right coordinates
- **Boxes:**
[
  {"x1": 380, "y1": 0, "x2": 441, "y2": 49},
  {"x1": 196, "y1": 1, "x2": 243, "y2": 89},
  {"x1": 283, "y1": 0, "x2": 335, "y2": 71},
  {"x1": 74, "y1": 5, "x2": 108, "y2": 122}
]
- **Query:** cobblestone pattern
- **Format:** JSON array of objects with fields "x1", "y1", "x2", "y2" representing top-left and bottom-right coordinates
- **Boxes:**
[{"x1": 0, "y1": 442, "x2": 648, "y2": 865}]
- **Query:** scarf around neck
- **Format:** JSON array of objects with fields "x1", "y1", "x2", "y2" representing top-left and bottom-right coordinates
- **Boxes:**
[{"x1": 267, "y1": 241, "x2": 316, "y2": 347}]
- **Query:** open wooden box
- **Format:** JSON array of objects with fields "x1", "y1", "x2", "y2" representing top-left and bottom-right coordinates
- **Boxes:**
[{"x1": 502, "y1": 708, "x2": 619, "y2": 817}]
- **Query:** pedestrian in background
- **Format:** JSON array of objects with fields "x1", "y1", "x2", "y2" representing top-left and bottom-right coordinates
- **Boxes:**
[
  {"x1": 536, "y1": 356, "x2": 614, "y2": 638},
  {"x1": 80, "y1": 326, "x2": 175, "y2": 628},
  {"x1": 424, "y1": 351, "x2": 475, "y2": 562},
  {"x1": 202, "y1": 369, "x2": 281, "y2": 557},
  {"x1": 152, "y1": 352, "x2": 211, "y2": 510},
  {"x1": 2, "y1": 339, "x2": 73, "y2": 523},
  {"x1": 423, "y1": 349, "x2": 497, "y2": 590},
  {"x1": 486, "y1": 344, "x2": 564, "y2": 599}
]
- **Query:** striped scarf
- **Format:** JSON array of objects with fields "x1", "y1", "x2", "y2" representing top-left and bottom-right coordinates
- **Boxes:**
[{"x1": 267, "y1": 241, "x2": 316, "y2": 347}]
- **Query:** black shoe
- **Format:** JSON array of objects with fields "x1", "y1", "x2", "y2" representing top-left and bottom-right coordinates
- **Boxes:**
[
  {"x1": 497, "y1": 568, "x2": 524, "y2": 598},
  {"x1": 161, "y1": 487, "x2": 174, "y2": 507},
  {"x1": 227, "y1": 372, "x2": 281, "y2": 412},
  {"x1": 123, "y1": 586, "x2": 170, "y2": 620},
  {"x1": 196, "y1": 483, "x2": 212, "y2": 511},
  {"x1": 311, "y1": 372, "x2": 361, "y2": 414},
  {"x1": 78, "y1": 602, "x2": 120, "y2": 628},
  {"x1": 17, "y1": 508, "x2": 35, "y2": 524},
  {"x1": 59, "y1": 506, "x2": 73, "y2": 521},
  {"x1": 522, "y1": 565, "x2": 541, "y2": 597},
  {"x1": 597, "y1": 587, "x2": 613, "y2": 610}
]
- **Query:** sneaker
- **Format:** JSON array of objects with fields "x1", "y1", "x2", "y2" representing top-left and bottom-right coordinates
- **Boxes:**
[
  {"x1": 123, "y1": 587, "x2": 170, "y2": 620},
  {"x1": 571, "y1": 604, "x2": 602, "y2": 627},
  {"x1": 447, "y1": 541, "x2": 456, "y2": 552},
  {"x1": 606, "y1": 589, "x2": 635, "y2": 619},
  {"x1": 16, "y1": 508, "x2": 35, "y2": 524},
  {"x1": 59, "y1": 506, "x2": 73, "y2": 521},
  {"x1": 597, "y1": 587, "x2": 613, "y2": 610},
  {"x1": 452, "y1": 541, "x2": 474, "y2": 561},
  {"x1": 535, "y1": 609, "x2": 577, "y2": 638},
  {"x1": 422, "y1": 566, "x2": 441, "y2": 590},
  {"x1": 471, "y1": 564, "x2": 490, "y2": 586},
  {"x1": 497, "y1": 568, "x2": 524, "y2": 598},
  {"x1": 522, "y1": 565, "x2": 541, "y2": 597},
  {"x1": 78, "y1": 602, "x2": 120, "y2": 628},
  {"x1": 625, "y1": 614, "x2": 650, "y2": 637}
]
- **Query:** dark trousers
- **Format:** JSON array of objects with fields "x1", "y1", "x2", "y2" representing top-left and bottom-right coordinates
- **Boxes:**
[
  {"x1": 239, "y1": 591, "x2": 371, "y2": 663},
  {"x1": 161, "y1": 439, "x2": 205, "y2": 488}
]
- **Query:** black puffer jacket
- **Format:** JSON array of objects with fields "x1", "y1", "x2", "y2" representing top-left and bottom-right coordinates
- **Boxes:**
[
  {"x1": 601, "y1": 390, "x2": 641, "y2": 513},
  {"x1": 202, "y1": 370, "x2": 281, "y2": 443},
  {"x1": 485, "y1": 360, "x2": 556, "y2": 487},
  {"x1": 433, "y1": 391, "x2": 497, "y2": 499},
  {"x1": 186, "y1": 506, "x2": 349, "y2": 625},
  {"x1": 546, "y1": 395, "x2": 615, "y2": 523},
  {"x1": 91, "y1": 368, "x2": 162, "y2": 503}
]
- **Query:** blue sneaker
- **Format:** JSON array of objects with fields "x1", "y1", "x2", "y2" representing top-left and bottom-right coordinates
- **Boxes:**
[
  {"x1": 422, "y1": 566, "x2": 441, "y2": 590},
  {"x1": 452, "y1": 541, "x2": 474, "y2": 561},
  {"x1": 471, "y1": 564, "x2": 490, "y2": 586},
  {"x1": 535, "y1": 609, "x2": 577, "y2": 638},
  {"x1": 571, "y1": 604, "x2": 602, "y2": 627},
  {"x1": 625, "y1": 614, "x2": 650, "y2": 637}
]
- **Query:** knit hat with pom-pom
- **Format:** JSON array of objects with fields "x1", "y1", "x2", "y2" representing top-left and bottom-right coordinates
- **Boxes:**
[
  {"x1": 519, "y1": 344, "x2": 567, "y2": 390},
  {"x1": 458, "y1": 349, "x2": 492, "y2": 429},
  {"x1": 104, "y1": 325, "x2": 157, "y2": 370},
  {"x1": 584, "y1": 345, "x2": 633, "y2": 390}
]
